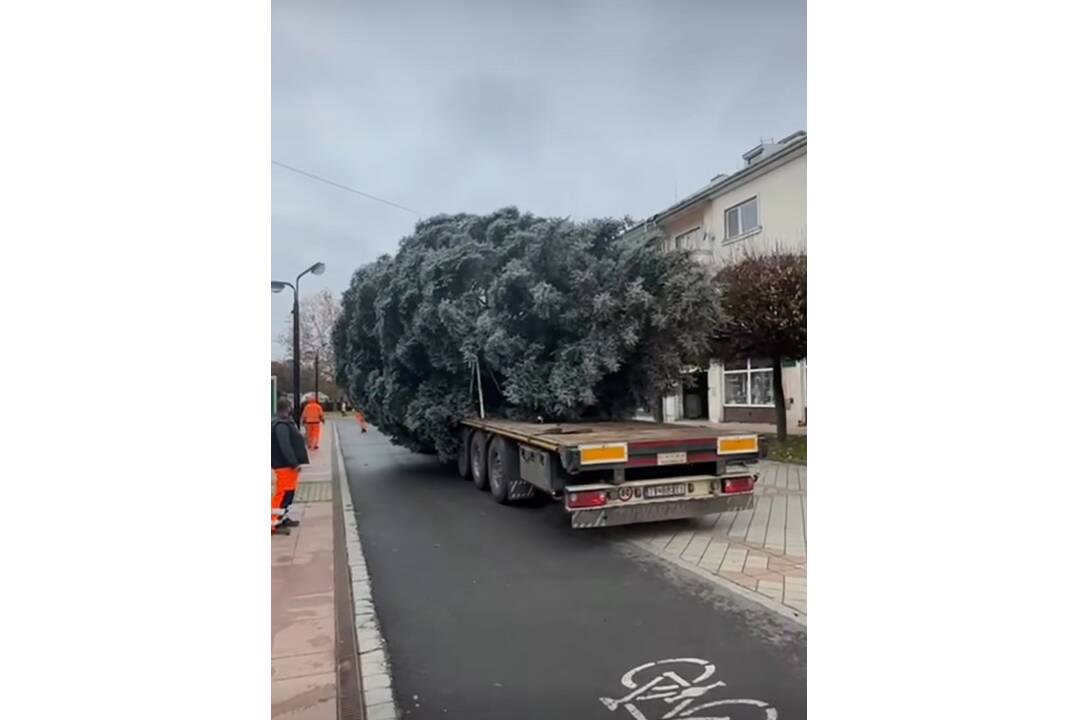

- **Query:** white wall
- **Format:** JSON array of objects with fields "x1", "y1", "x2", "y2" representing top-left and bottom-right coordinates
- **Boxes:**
[
  {"x1": 663, "y1": 391, "x2": 683, "y2": 423},
  {"x1": 709, "y1": 151, "x2": 807, "y2": 266},
  {"x1": 708, "y1": 360, "x2": 723, "y2": 422},
  {"x1": 654, "y1": 149, "x2": 806, "y2": 270},
  {"x1": 782, "y1": 363, "x2": 806, "y2": 432}
]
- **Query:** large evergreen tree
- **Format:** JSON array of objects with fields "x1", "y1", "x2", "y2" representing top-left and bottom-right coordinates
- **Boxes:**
[{"x1": 333, "y1": 207, "x2": 721, "y2": 459}]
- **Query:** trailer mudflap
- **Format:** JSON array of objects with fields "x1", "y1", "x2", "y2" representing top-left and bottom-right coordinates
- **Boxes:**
[
  {"x1": 508, "y1": 478, "x2": 537, "y2": 501},
  {"x1": 569, "y1": 493, "x2": 755, "y2": 529}
]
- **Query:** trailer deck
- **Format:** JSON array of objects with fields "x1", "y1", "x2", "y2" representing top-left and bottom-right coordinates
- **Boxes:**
[
  {"x1": 459, "y1": 419, "x2": 753, "y2": 450},
  {"x1": 457, "y1": 418, "x2": 763, "y2": 528}
]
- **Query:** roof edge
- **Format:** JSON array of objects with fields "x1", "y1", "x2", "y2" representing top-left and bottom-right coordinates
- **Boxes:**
[{"x1": 627, "y1": 134, "x2": 807, "y2": 236}]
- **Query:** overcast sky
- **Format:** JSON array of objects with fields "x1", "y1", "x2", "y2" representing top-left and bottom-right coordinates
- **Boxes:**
[{"x1": 271, "y1": 0, "x2": 806, "y2": 358}]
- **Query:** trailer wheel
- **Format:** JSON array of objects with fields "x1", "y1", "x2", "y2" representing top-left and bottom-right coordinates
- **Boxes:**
[
  {"x1": 456, "y1": 428, "x2": 473, "y2": 479},
  {"x1": 470, "y1": 431, "x2": 489, "y2": 490},
  {"x1": 486, "y1": 436, "x2": 519, "y2": 505}
]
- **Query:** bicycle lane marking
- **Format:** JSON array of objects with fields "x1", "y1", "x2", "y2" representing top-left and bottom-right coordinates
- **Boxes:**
[{"x1": 599, "y1": 657, "x2": 779, "y2": 720}]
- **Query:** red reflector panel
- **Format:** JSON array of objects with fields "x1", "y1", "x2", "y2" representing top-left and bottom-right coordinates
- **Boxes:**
[
  {"x1": 722, "y1": 476, "x2": 755, "y2": 494},
  {"x1": 567, "y1": 490, "x2": 607, "y2": 509}
]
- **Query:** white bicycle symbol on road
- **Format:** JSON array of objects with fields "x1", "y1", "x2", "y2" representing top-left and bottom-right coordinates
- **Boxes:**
[{"x1": 599, "y1": 658, "x2": 778, "y2": 720}]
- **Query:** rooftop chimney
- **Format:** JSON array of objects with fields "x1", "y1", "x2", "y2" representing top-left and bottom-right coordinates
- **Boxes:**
[
  {"x1": 742, "y1": 131, "x2": 806, "y2": 167},
  {"x1": 743, "y1": 138, "x2": 778, "y2": 167}
]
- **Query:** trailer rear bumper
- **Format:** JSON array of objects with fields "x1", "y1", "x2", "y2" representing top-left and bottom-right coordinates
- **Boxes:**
[{"x1": 569, "y1": 493, "x2": 755, "y2": 529}]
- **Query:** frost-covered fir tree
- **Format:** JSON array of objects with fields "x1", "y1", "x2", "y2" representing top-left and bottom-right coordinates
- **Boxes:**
[{"x1": 333, "y1": 207, "x2": 721, "y2": 459}]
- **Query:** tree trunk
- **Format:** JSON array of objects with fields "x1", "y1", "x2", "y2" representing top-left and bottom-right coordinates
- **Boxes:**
[
  {"x1": 772, "y1": 355, "x2": 787, "y2": 441},
  {"x1": 652, "y1": 393, "x2": 664, "y2": 423}
]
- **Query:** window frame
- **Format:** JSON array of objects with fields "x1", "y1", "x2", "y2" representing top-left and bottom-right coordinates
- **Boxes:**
[
  {"x1": 673, "y1": 226, "x2": 702, "y2": 251},
  {"x1": 723, "y1": 196, "x2": 761, "y2": 242},
  {"x1": 722, "y1": 358, "x2": 775, "y2": 408}
]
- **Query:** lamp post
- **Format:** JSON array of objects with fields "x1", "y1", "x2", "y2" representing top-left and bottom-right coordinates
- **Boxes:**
[{"x1": 272, "y1": 261, "x2": 325, "y2": 424}]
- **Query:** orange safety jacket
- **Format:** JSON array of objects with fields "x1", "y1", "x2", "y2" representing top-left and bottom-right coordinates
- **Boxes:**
[{"x1": 301, "y1": 401, "x2": 325, "y2": 425}]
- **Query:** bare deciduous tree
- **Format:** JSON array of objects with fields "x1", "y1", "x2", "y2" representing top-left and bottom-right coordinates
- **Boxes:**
[{"x1": 277, "y1": 288, "x2": 341, "y2": 387}]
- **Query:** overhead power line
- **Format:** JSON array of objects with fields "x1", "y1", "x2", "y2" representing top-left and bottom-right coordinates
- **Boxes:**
[{"x1": 272, "y1": 160, "x2": 421, "y2": 216}]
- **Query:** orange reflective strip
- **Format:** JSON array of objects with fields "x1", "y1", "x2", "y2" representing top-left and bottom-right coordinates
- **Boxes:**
[
  {"x1": 579, "y1": 443, "x2": 628, "y2": 465},
  {"x1": 717, "y1": 436, "x2": 758, "y2": 454}
]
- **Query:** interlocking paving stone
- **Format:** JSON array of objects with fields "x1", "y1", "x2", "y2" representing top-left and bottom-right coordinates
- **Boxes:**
[{"x1": 626, "y1": 460, "x2": 807, "y2": 621}]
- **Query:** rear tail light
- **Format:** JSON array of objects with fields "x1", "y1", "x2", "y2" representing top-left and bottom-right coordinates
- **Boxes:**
[
  {"x1": 567, "y1": 490, "x2": 607, "y2": 508},
  {"x1": 722, "y1": 476, "x2": 755, "y2": 494}
]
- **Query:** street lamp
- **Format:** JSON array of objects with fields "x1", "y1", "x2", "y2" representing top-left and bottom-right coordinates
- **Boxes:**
[{"x1": 272, "y1": 261, "x2": 325, "y2": 424}]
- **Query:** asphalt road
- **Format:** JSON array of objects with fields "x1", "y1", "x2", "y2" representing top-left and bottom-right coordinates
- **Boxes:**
[{"x1": 339, "y1": 422, "x2": 806, "y2": 720}]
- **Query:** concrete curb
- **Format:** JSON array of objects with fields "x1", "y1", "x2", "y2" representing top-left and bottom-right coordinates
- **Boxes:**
[
  {"x1": 333, "y1": 423, "x2": 400, "y2": 720},
  {"x1": 626, "y1": 538, "x2": 807, "y2": 626}
]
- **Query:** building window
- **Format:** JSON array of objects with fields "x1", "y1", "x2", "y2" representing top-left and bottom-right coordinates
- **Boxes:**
[
  {"x1": 673, "y1": 227, "x2": 702, "y2": 251},
  {"x1": 724, "y1": 197, "x2": 759, "y2": 240},
  {"x1": 723, "y1": 358, "x2": 774, "y2": 407}
]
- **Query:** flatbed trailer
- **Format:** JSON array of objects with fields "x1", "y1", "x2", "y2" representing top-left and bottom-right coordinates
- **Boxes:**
[{"x1": 456, "y1": 419, "x2": 762, "y2": 528}]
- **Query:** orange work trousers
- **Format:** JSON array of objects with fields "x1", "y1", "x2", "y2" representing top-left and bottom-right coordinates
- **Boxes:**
[
  {"x1": 305, "y1": 422, "x2": 322, "y2": 449},
  {"x1": 271, "y1": 467, "x2": 299, "y2": 529},
  {"x1": 354, "y1": 412, "x2": 368, "y2": 431}
]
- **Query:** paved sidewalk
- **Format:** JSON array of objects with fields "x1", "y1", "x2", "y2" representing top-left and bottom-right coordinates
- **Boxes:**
[
  {"x1": 616, "y1": 460, "x2": 807, "y2": 621},
  {"x1": 271, "y1": 427, "x2": 339, "y2": 719}
]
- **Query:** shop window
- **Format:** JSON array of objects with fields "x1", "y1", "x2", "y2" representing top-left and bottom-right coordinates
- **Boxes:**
[{"x1": 723, "y1": 358, "x2": 774, "y2": 407}]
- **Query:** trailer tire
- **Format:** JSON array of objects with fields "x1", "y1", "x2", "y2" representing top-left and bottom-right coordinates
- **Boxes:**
[
  {"x1": 486, "y1": 436, "x2": 518, "y2": 505},
  {"x1": 456, "y1": 428, "x2": 473, "y2": 479},
  {"x1": 470, "y1": 431, "x2": 489, "y2": 490}
]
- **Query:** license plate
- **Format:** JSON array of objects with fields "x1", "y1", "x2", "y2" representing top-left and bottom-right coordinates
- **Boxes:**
[
  {"x1": 644, "y1": 483, "x2": 687, "y2": 499},
  {"x1": 656, "y1": 451, "x2": 687, "y2": 466}
]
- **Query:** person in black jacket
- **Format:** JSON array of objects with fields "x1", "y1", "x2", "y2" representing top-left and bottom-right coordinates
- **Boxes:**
[{"x1": 271, "y1": 398, "x2": 309, "y2": 535}]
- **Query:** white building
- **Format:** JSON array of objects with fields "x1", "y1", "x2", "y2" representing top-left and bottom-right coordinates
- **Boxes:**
[{"x1": 626, "y1": 131, "x2": 807, "y2": 432}]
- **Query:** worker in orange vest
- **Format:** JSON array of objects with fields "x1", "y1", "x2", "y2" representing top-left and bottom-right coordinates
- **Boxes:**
[
  {"x1": 301, "y1": 395, "x2": 326, "y2": 449},
  {"x1": 354, "y1": 409, "x2": 368, "y2": 433},
  {"x1": 271, "y1": 398, "x2": 308, "y2": 534}
]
